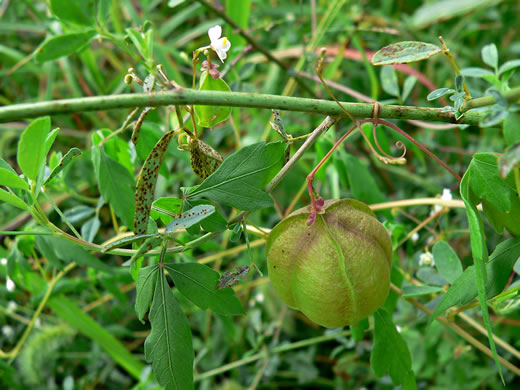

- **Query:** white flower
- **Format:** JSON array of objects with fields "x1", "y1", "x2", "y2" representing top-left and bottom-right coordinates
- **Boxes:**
[
  {"x1": 419, "y1": 252, "x2": 435, "y2": 267},
  {"x1": 208, "y1": 25, "x2": 231, "y2": 63},
  {"x1": 0, "y1": 258, "x2": 7, "y2": 266},
  {"x1": 7, "y1": 301, "x2": 17, "y2": 311},
  {"x1": 2, "y1": 325, "x2": 14, "y2": 338},
  {"x1": 431, "y1": 188, "x2": 452, "y2": 215},
  {"x1": 255, "y1": 293, "x2": 264, "y2": 303},
  {"x1": 6, "y1": 277, "x2": 15, "y2": 292},
  {"x1": 411, "y1": 232, "x2": 420, "y2": 242}
]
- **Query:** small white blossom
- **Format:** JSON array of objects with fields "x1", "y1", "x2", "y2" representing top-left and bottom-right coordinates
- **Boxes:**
[
  {"x1": 256, "y1": 293, "x2": 264, "y2": 303},
  {"x1": 7, "y1": 301, "x2": 17, "y2": 311},
  {"x1": 431, "y1": 188, "x2": 452, "y2": 215},
  {"x1": 0, "y1": 258, "x2": 7, "y2": 266},
  {"x1": 411, "y1": 232, "x2": 420, "y2": 242},
  {"x1": 207, "y1": 25, "x2": 231, "y2": 63},
  {"x1": 419, "y1": 252, "x2": 435, "y2": 267},
  {"x1": 2, "y1": 325, "x2": 14, "y2": 338},
  {"x1": 35, "y1": 318, "x2": 41, "y2": 328},
  {"x1": 6, "y1": 277, "x2": 15, "y2": 292}
]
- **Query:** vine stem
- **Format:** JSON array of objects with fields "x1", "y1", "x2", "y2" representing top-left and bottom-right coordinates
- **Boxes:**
[{"x1": 0, "y1": 89, "x2": 485, "y2": 125}]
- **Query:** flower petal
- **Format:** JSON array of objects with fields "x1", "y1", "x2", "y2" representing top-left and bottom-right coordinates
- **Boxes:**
[
  {"x1": 215, "y1": 48, "x2": 227, "y2": 63},
  {"x1": 217, "y1": 37, "x2": 231, "y2": 51},
  {"x1": 208, "y1": 25, "x2": 222, "y2": 43}
]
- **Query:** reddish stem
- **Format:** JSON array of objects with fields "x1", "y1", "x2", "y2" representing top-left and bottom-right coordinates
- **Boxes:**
[
  {"x1": 359, "y1": 119, "x2": 462, "y2": 181},
  {"x1": 306, "y1": 123, "x2": 357, "y2": 224}
]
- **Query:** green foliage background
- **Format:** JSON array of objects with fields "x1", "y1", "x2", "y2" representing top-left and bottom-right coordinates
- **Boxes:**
[{"x1": 1, "y1": 0, "x2": 520, "y2": 389}]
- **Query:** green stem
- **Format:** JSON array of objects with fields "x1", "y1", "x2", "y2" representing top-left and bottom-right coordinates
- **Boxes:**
[
  {"x1": 461, "y1": 85, "x2": 520, "y2": 112},
  {"x1": 0, "y1": 89, "x2": 484, "y2": 125}
]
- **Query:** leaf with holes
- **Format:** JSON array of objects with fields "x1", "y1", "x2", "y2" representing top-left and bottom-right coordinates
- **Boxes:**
[
  {"x1": 165, "y1": 205, "x2": 215, "y2": 233},
  {"x1": 371, "y1": 41, "x2": 441, "y2": 66},
  {"x1": 165, "y1": 263, "x2": 244, "y2": 315},
  {"x1": 134, "y1": 131, "x2": 176, "y2": 234}
]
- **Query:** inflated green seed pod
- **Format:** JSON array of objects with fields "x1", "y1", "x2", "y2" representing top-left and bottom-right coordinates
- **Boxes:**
[{"x1": 266, "y1": 199, "x2": 392, "y2": 328}]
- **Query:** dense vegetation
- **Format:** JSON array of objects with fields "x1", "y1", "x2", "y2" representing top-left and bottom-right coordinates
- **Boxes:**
[{"x1": 1, "y1": 0, "x2": 520, "y2": 389}]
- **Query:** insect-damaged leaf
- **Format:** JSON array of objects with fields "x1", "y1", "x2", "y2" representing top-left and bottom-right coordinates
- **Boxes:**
[
  {"x1": 165, "y1": 205, "x2": 215, "y2": 233},
  {"x1": 371, "y1": 41, "x2": 442, "y2": 66},
  {"x1": 217, "y1": 265, "x2": 250, "y2": 289},
  {"x1": 44, "y1": 147, "x2": 81, "y2": 184},
  {"x1": 134, "y1": 131, "x2": 176, "y2": 235},
  {"x1": 189, "y1": 138, "x2": 223, "y2": 179}
]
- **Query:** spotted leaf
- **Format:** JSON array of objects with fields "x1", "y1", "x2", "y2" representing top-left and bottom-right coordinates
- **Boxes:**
[
  {"x1": 134, "y1": 131, "x2": 175, "y2": 234},
  {"x1": 189, "y1": 138, "x2": 223, "y2": 179},
  {"x1": 372, "y1": 41, "x2": 442, "y2": 66}
]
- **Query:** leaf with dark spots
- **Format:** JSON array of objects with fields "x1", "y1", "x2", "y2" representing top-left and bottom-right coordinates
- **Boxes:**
[
  {"x1": 189, "y1": 138, "x2": 223, "y2": 179},
  {"x1": 217, "y1": 266, "x2": 250, "y2": 289},
  {"x1": 134, "y1": 131, "x2": 175, "y2": 234},
  {"x1": 372, "y1": 41, "x2": 442, "y2": 66},
  {"x1": 165, "y1": 205, "x2": 215, "y2": 233},
  {"x1": 44, "y1": 148, "x2": 81, "y2": 185},
  {"x1": 131, "y1": 107, "x2": 153, "y2": 145}
]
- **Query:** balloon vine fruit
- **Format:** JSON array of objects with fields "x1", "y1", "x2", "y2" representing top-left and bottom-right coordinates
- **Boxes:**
[{"x1": 266, "y1": 199, "x2": 393, "y2": 328}]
